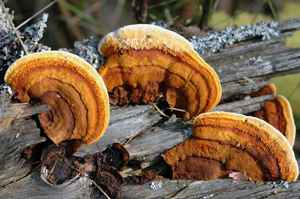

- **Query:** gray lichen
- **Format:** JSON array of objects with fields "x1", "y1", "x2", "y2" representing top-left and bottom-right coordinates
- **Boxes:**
[
  {"x1": 151, "y1": 20, "x2": 167, "y2": 28},
  {"x1": 249, "y1": 56, "x2": 263, "y2": 64},
  {"x1": 191, "y1": 21, "x2": 280, "y2": 54},
  {"x1": 268, "y1": 180, "x2": 290, "y2": 188},
  {"x1": 0, "y1": 6, "x2": 14, "y2": 32},
  {"x1": 22, "y1": 13, "x2": 50, "y2": 52},
  {"x1": 0, "y1": 11, "x2": 50, "y2": 76},
  {"x1": 164, "y1": 114, "x2": 177, "y2": 126},
  {"x1": 149, "y1": 180, "x2": 163, "y2": 191},
  {"x1": 67, "y1": 37, "x2": 106, "y2": 71}
]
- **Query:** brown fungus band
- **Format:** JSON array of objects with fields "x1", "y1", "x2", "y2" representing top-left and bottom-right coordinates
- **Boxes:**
[
  {"x1": 98, "y1": 24, "x2": 221, "y2": 120},
  {"x1": 5, "y1": 51, "x2": 110, "y2": 146},
  {"x1": 162, "y1": 112, "x2": 298, "y2": 182},
  {"x1": 254, "y1": 95, "x2": 296, "y2": 146}
]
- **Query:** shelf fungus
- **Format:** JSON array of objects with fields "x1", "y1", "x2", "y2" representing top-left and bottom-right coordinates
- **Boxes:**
[
  {"x1": 98, "y1": 24, "x2": 221, "y2": 120},
  {"x1": 254, "y1": 95, "x2": 296, "y2": 146},
  {"x1": 162, "y1": 112, "x2": 298, "y2": 182},
  {"x1": 5, "y1": 51, "x2": 110, "y2": 146}
]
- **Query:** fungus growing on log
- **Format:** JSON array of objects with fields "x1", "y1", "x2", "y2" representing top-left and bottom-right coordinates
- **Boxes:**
[
  {"x1": 5, "y1": 51, "x2": 110, "y2": 146},
  {"x1": 250, "y1": 83, "x2": 276, "y2": 98},
  {"x1": 98, "y1": 24, "x2": 221, "y2": 120},
  {"x1": 162, "y1": 112, "x2": 298, "y2": 182},
  {"x1": 254, "y1": 95, "x2": 296, "y2": 146}
]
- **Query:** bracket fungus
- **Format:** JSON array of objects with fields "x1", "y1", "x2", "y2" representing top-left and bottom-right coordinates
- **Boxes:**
[
  {"x1": 254, "y1": 95, "x2": 296, "y2": 146},
  {"x1": 98, "y1": 24, "x2": 221, "y2": 120},
  {"x1": 162, "y1": 112, "x2": 298, "y2": 182},
  {"x1": 5, "y1": 51, "x2": 110, "y2": 146}
]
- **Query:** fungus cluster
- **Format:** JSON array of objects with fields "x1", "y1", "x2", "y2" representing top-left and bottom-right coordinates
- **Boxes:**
[
  {"x1": 5, "y1": 51, "x2": 110, "y2": 146},
  {"x1": 98, "y1": 24, "x2": 222, "y2": 120},
  {"x1": 3, "y1": 23, "x2": 298, "y2": 189},
  {"x1": 162, "y1": 112, "x2": 298, "y2": 182}
]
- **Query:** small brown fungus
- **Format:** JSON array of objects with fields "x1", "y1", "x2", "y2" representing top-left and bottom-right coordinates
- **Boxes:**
[
  {"x1": 254, "y1": 95, "x2": 296, "y2": 146},
  {"x1": 162, "y1": 112, "x2": 298, "y2": 182},
  {"x1": 97, "y1": 143, "x2": 130, "y2": 171},
  {"x1": 94, "y1": 165, "x2": 124, "y2": 199},
  {"x1": 5, "y1": 51, "x2": 110, "y2": 146},
  {"x1": 98, "y1": 24, "x2": 221, "y2": 120}
]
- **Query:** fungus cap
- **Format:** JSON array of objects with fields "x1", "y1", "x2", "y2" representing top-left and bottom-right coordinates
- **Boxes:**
[
  {"x1": 254, "y1": 95, "x2": 296, "y2": 146},
  {"x1": 5, "y1": 51, "x2": 110, "y2": 146},
  {"x1": 98, "y1": 24, "x2": 221, "y2": 120},
  {"x1": 163, "y1": 112, "x2": 298, "y2": 182}
]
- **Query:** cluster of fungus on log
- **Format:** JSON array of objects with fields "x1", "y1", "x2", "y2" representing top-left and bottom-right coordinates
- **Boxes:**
[
  {"x1": 162, "y1": 112, "x2": 298, "y2": 182},
  {"x1": 40, "y1": 143, "x2": 129, "y2": 199},
  {"x1": 253, "y1": 95, "x2": 296, "y2": 146},
  {"x1": 98, "y1": 24, "x2": 221, "y2": 120},
  {"x1": 4, "y1": 51, "x2": 110, "y2": 147}
]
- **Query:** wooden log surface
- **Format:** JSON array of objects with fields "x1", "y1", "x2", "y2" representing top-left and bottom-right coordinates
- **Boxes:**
[
  {"x1": 122, "y1": 178, "x2": 300, "y2": 199},
  {"x1": 0, "y1": 16, "x2": 300, "y2": 198}
]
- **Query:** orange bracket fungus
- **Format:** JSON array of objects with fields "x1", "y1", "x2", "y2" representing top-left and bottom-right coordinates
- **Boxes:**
[
  {"x1": 254, "y1": 95, "x2": 296, "y2": 146},
  {"x1": 98, "y1": 24, "x2": 221, "y2": 120},
  {"x1": 250, "y1": 83, "x2": 276, "y2": 98},
  {"x1": 5, "y1": 51, "x2": 110, "y2": 146},
  {"x1": 162, "y1": 112, "x2": 298, "y2": 182}
]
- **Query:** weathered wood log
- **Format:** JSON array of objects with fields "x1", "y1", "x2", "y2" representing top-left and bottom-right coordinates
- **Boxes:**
[
  {"x1": 122, "y1": 178, "x2": 300, "y2": 199},
  {"x1": 0, "y1": 90, "x2": 49, "y2": 186},
  {"x1": 1, "y1": 170, "x2": 300, "y2": 198},
  {"x1": 75, "y1": 105, "x2": 162, "y2": 157},
  {"x1": 0, "y1": 16, "x2": 300, "y2": 199},
  {"x1": 0, "y1": 171, "x2": 91, "y2": 199}
]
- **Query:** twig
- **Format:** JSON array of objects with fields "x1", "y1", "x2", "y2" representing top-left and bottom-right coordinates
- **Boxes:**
[
  {"x1": 166, "y1": 107, "x2": 186, "y2": 112},
  {"x1": 16, "y1": 0, "x2": 57, "y2": 30},
  {"x1": 65, "y1": 160, "x2": 111, "y2": 199},
  {"x1": 211, "y1": 0, "x2": 220, "y2": 16},
  {"x1": 22, "y1": 160, "x2": 43, "y2": 166},
  {"x1": 268, "y1": 0, "x2": 277, "y2": 19},
  {"x1": 124, "y1": 132, "x2": 141, "y2": 145},
  {"x1": 92, "y1": 181, "x2": 111, "y2": 199},
  {"x1": 164, "y1": 8, "x2": 172, "y2": 21},
  {"x1": 1, "y1": 0, "x2": 57, "y2": 41},
  {"x1": 29, "y1": 159, "x2": 49, "y2": 173},
  {"x1": 8, "y1": 102, "x2": 30, "y2": 107},
  {"x1": 68, "y1": 0, "x2": 105, "y2": 25},
  {"x1": 243, "y1": 76, "x2": 256, "y2": 84},
  {"x1": 251, "y1": 3, "x2": 265, "y2": 24},
  {"x1": 148, "y1": 102, "x2": 169, "y2": 118},
  {"x1": 0, "y1": 0, "x2": 29, "y2": 55},
  {"x1": 212, "y1": 0, "x2": 268, "y2": 26}
]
